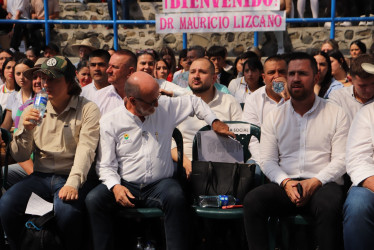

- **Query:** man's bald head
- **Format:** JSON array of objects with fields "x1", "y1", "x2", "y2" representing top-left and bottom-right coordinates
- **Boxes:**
[{"x1": 125, "y1": 71, "x2": 159, "y2": 99}]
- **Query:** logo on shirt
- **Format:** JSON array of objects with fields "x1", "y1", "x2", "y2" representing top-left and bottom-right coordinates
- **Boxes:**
[{"x1": 124, "y1": 134, "x2": 129, "y2": 140}]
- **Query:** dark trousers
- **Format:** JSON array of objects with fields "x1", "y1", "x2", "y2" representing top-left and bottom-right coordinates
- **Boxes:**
[
  {"x1": 0, "y1": 172, "x2": 96, "y2": 250},
  {"x1": 85, "y1": 178, "x2": 190, "y2": 250},
  {"x1": 243, "y1": 182, "x2": 344, "y2": 250},
  {"x1": 10, "y1": 20, "x2": 30, "y2": 51}
]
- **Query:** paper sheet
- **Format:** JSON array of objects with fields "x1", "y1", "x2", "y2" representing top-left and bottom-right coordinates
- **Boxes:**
[
  {"x1": 25, "y1": 192, "x2": 53, "y2": 216},
  {"x1": 197, "y1": 130, "x2": 244, "y2": 163}
]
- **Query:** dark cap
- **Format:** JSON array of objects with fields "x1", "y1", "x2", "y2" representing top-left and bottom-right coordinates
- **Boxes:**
[
  {"x1": 43, "y1": 43, "x2": 60, "y2": 53},
  {"x1": 35, "y1": 56, "x2": 74, "y2": 79}
]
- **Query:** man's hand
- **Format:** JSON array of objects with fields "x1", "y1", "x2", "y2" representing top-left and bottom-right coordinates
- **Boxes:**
[
  {"x1": 59, "y1": 186, "x2": 78, "y2": 201},
  {"x1": 282, "y1": 179, "x2": 301, "y2": 204},
  {"x1": 362, "y1": 176, "x2": 374, "y2": 192},
  {"x1": 112, "y1": 184, "x2": 135, "y2": 207},
  {"x1": 295, "y1": 178, "x2": 322, "y2": 207},
  {"x1": 23, "y1": 108, "x2": 41, "y2": 131},
  {"x1": 211, "y1": 120, "x2": 235, "y2": 138},
  {"x1": 183, "y1": 157, "x2": 192, "y2": 179},
  {"x1": 160, "y1": 89, "x2": 173, "y2": 97}
]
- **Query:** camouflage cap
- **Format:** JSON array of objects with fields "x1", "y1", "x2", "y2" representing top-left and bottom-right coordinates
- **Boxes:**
[{"x1": 35, "y1": 56, "x2": 74, "y2": 79}]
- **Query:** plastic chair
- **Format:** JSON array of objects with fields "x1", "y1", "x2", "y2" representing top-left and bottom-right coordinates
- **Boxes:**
[
  {"x1": 191, "y1": 121, "x2": 261, "y2": 219},
  {"x1": 117, "y1": 128, "x2": 185, "y2": 218}
]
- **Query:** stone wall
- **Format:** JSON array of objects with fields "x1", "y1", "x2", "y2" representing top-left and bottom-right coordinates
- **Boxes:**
[{"x1": 40, "y1": 2, "x2": 374, "y2": 57}]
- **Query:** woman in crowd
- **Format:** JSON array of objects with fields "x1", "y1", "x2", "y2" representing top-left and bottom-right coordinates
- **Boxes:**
[
  {"x1": 136, "y1": 49, "x2": 158, "y2": 76},
  {"x1": 76, "y1": 60, "x2": 92, "y2": 87},
  {"x1": 154, "y1": 59, "x2": 170, "y2": 80},
  {"x1": 350, "y1": 40, "x2": 366, "y2": 59},
  {"x1": 173, "y1": 49, "x2": 189, "y2": 80},
  {"x1": 320, "y1": 39, "x2": 339, "y2": 53},
  {"x1": 232, "y1": 51, "x2": 259, "y2": 78},
  {"x1": 5, "y1": 58, "x2": 45, "y2": 187},
  {"x1": 328, "y1": 49, "x2": 350, "y2": 87},
  {"x1": 228, "y1": 57, "x2": 264, "y2": 103},
  {"x1": 312, "y1": 51, "x2": 343, "y2": 98},
  {"x1": 1, "y1": 58, "x2": 34, "y2": 131},
  {"x1": 25, "y1": 47, "x2": 40, "y2": 63},
  {"x1": 0, "y1": 57, "x2": 17, "y2": 109},
  {"x1": 159, "y1": 46, "x2": 176, "y2": 81}
]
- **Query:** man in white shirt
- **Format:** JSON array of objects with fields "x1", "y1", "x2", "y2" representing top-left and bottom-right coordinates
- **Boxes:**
[
  {"x1": 81, "y1": 49, "x2": 110, "y2": 101},
  {"x1": 172, "y1": 46, "x2": 231, "y2": 94},
  {"x1": 343, "y1": 62, "x2": 374, "y2": 250},
  {"x1": 242, "y1": 55, "x2": 289, "y2": 163},
  {"x1": 243, "y1": 52, "x2": 349, "y2": 250},
  {"x1": 85, "y1": 71, "x2": 234, "y2": 250},
  {"x1": 329, "y1": 54, "x2": 374, "y2": 124},
  {"x1": 171, "y1": 58, "x2": 242, "y2": 177},
  {"x1": 94, "y1": 49, "x2": 136, "y2": 115}
]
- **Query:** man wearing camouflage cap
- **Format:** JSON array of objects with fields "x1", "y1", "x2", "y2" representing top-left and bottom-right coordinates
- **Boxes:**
[{"x1": 0, "y1": 56, "x2": 101, "y2": 250}]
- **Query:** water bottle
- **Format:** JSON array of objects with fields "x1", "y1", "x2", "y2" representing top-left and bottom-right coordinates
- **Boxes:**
[
  {"x1": 272, "y1": 81, "x2": 284, "y2": 93},
  {"x1": 30, "y1": 88, "x2": 48, "y2": 126},
  {"x1": 198, "y1": 195, "x2": 237, "y2": 208}
]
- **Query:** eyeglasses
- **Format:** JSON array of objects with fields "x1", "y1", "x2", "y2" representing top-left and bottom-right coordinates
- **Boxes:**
[{"x1": 133, "y1": 94, "x2": 161, "y2": 107}]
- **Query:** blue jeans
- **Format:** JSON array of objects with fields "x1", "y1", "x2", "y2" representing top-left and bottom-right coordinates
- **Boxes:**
[
  {"x1": 343, "y1": 186, "x2": 374, "y2": 250},
  {"x1": 85, "y1": 178, "x2": 190, "y2": 250},
  {"x1": 0, "y1": 172, "x2": 96, "y2": 250},
  {"x1": 107, "y1": 0, "x2": 129, "y2": 20}
]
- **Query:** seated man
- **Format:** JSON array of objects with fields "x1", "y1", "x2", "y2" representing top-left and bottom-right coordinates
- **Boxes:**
[
  {"x1": 242, "y1": 54, "x2": 289, "y2": 163},
  {"x1": 329, "y1": 54, "x2": 374, "y2": 124},
  {"x1": 243, "y1": 52, "x2": 349, "y2": 250},
  {"x1": 85, "y1": 71, "x2": 233, "y2": 250},
  {"x1": 94, "y1": 50, "x2": 136, "y2": 115},
  {"x1": 173, "y1": 46, "x2": 231, "y2": 94},
  {"x1": 343, "y1": 62, "x2": 374, "y2": 250},
  {"x1": 171, "y1": 58, "x2": 242, "y2": 177},
  {"x1": 81, "y1": 49, "x2": 110, "y2": 102},
  {"x1": 0, "y1": 56, "x2": 100, "y2": 250}
]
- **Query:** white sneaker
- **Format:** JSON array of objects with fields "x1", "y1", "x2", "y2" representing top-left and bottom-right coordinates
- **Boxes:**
[
  {"x1": 324, "y1": 22, "x2": 331, "y2": 28},
  {"x1": 367, "y1": 14, "x2": 374, "y2": 25},
  {"x1": 359, "y1": 15, "x2": 366, "y2": 26},
  {"x1": 340, "y1": 21, "x2": 352, "y2": 26}
]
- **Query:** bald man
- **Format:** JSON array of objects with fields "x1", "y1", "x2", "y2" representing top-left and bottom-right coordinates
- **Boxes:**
[{"x1": 86, "y1": 72, "x2": 233, "y2": 250}]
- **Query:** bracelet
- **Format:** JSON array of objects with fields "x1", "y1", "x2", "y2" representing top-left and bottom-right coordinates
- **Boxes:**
[{"x1": 282, "y1": 178, "x2": 292, "y2": 189}]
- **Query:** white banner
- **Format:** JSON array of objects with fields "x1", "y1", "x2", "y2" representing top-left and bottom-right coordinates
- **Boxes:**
[
  {"x1": 163, "y1": 0, "x2": 280, "y2": 13},
  {"x1": 156, "y1": 11, "x2": 286, "y2": 33}
]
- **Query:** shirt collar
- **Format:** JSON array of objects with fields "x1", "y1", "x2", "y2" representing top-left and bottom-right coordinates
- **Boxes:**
[
  {"x1": 47, "y1": 95, "x2": 78, "y2": 115},
  {"x1": 290, "y1": 94, "x2": 320, "y2": 116}
]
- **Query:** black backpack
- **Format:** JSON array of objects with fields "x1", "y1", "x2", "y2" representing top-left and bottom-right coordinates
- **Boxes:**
[{"x1": 20, "y1": 211, "x2": 64, "y2": 250}]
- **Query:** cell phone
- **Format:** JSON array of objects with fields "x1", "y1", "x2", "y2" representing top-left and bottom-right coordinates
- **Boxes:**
[
  {"x1": 297, "y1": 183, "x2": 303, "y2": 198},
  {"x1": 273, "y1": 81, "x2": 284, "y2": 93}
]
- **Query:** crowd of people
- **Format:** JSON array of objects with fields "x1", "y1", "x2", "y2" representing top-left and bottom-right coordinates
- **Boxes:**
[{"x1": 0, "y1": 32, "x2": 374, "y2": 250}]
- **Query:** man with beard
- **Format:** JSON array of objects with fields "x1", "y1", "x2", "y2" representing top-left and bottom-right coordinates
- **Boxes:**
[
  {"x1": 243, "y1": 52, "x2": 349, "y2": 250},
  {"x1": 94, "y1": 49, "x2": 136, "y2": 115},
  {"x1": 172, "y1": 46, "x2": 230, "y2": 94},
  {"x1": 81, "y1": 49, "x2": 110, "y2": 101},
  {"x1": 85, "y1": 71, "x2": 233, "y2": 250},
  {"x1": 329, "y1": 54, "x2": 374, "y2": 124},
  {"x1": 171, "y1": 58, "x2": 242, "y2": 177}
]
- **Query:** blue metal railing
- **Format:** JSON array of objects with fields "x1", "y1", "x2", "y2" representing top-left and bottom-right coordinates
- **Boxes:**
[{"x1": 0, "y1": 0, "x2": 373, "y2": 50}]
